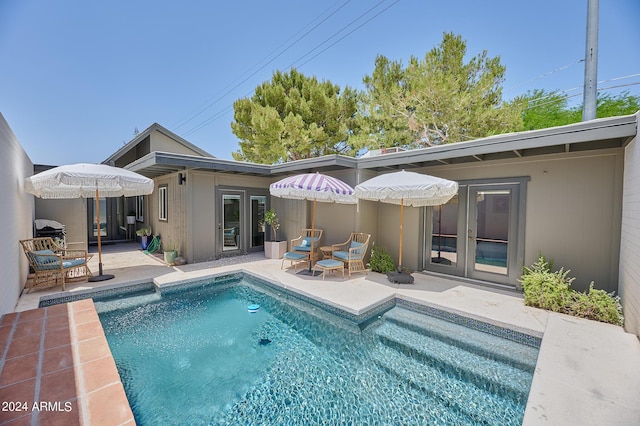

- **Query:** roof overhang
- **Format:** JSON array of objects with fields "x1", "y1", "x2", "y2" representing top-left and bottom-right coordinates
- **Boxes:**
[
  {"x1": 356, "y1": 114, "x2": 637, "y2": 171},
  {"x1": 123, "y1": 113, "x2": 638, "y2": 178}
]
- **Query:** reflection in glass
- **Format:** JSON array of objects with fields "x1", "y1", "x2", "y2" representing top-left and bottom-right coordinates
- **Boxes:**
[
  {"x1": 474, "y1": 190, "x2": 510, "y2": 274},
  {"x1": 93, "y1": 198, "x2": 107, "y2": 237},
  {"x1": 223, "y1": 195, "x2": 241, "y2": 251},
  {"x1": 250, "y1": 196, "x2": 266, "y2": 248},
  {"x1": 431, "y1": 195, "x2": 458, "y2": 267}
]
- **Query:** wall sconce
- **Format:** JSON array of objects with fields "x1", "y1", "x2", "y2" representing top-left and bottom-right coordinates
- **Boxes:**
[{"x1": 178, "y1": 172, "x2": 186, "y2": 185}]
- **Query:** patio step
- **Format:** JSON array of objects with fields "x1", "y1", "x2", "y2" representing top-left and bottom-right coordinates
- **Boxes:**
[
  {"x1": 370, "y1": 344, "x2": 526, "y2": 425},
  {"x1": 383, "y1": 307, "x2": 539, "y2": 371},
  {"x1": 374, "y1": 318, "x2": 535, "y2": 403}
]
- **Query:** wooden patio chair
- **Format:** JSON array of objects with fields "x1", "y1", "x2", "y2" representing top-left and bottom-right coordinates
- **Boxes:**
[
  {"x1": 331, "y1": 233, "x2": 371, "y2": 278},
  {"x1": 19, "y1": 237, "x2": 92, "y2": 292},
  {"x1": 291, "y1": 229, "x2": 323, "y2": 263}
]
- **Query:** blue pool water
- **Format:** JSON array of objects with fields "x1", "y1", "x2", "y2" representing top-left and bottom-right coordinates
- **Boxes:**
[{"x1": 96, "y1": 279, "x2": 539, "y2": 425}]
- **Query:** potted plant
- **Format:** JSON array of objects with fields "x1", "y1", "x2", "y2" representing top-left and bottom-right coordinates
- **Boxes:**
[
  {"x1": 163, "y1": 241, "x2": 178, "y2": 265},
  {"x1": 263, "y1": 209, "x2": 287, "y2": 259},
  {"x1": 127, "y1": 210, "x2": 136, "y2": 225},
  {"x1": 136, "y1": 227, "x2": 152, "y2": 250}
]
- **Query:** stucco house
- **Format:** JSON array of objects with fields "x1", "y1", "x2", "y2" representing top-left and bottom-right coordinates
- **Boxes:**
[{"x1": 3, "y1": 112, "x2": 639, "y2": 339}]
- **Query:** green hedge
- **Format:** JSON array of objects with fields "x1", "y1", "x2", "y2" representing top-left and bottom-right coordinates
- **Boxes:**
[{"x1": 519, "y1": 256, "x2": 624, "y2": 326}]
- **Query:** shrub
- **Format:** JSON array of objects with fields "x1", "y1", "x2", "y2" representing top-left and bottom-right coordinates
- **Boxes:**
[
  {"x1": 368, "y1": 246, "x2": 395, "y2": 273},
  {"x1": 519, "y1": 256, "x2": 624, "y2": 326}
]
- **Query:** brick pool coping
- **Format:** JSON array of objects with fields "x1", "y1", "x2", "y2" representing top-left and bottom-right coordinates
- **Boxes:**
[{"x1": 0, "y1": 299, "x2": 134, "y2": 425}]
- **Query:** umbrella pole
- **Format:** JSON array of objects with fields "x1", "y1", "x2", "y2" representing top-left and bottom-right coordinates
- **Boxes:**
[
  {"x1": 399, "y1": 198, "x2": 403, "y2": 272},
  {"x1": 309, "y1": 197, "x2": 316, "y2": 273},
  {"x1": 88, "y1": 188, "x2": 114, "y2": 282}
]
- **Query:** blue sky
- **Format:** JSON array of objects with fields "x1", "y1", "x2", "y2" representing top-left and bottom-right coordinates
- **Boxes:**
[{"x1": 1, "y1": 0, "x2": 639, "y2": 165}]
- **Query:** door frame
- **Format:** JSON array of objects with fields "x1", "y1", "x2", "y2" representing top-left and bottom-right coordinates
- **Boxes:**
[
  {"x1": 215, "y1": 186, "x2": 270, "y2": 257},
  {"x1": 423, "y1": 176, "x2": 528, "y2": 287}
]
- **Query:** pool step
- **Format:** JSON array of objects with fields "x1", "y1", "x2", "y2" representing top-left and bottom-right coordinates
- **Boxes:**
[
  {"x1": 374, "y1": 320, "x2": 534, "y2": 402},
  {"x1": 371, "y1": 344, "x2": 524, "y2": 425},
  {"x1": 383, "y1": 307, "x2": 539, "y2": 371}
]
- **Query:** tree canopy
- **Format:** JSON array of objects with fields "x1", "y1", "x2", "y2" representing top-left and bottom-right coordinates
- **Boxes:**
[
  {"x1": 231, "y1": 69, "x2": 360, "y2": 164},
  {"x1": 353, "y1": 32, "x2": 522, "y2": 149},
  {"x1": 516, "y1": 89, "x2": 640, "y2": 131}
]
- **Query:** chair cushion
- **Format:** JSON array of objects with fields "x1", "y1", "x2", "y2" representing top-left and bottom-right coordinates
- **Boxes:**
[
  {"x1": 62, "y1": 259, "x2": 87, "y2": 268},
  {"x1": 33, "y1": 249, "x2": 57, "y2": 265},
  {"x1": 334, "y1": 250, "x2": 363, "y2": 261},
  {"x1": 293, "y1": 245, "x2": 311, "y2": 252},
  {"x1": 284, "y1": 252, "x2": 307, "y2": 260},
  {"x1": 350, "y1": 241, "x2": 364, "y2": 249},
  {"x1": 316, "y1": 259, "x2": 343, "y2": 268}
]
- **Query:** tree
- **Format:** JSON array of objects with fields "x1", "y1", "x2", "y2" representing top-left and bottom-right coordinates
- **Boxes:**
[
  {"x1": 231, "y1": 69, "x2": 360, "y2": 164},
  {"x1": 354, "y1": 32, "x2": 522, "y2": 149},
  {"x1": 516, "y1": 90, "x2": 640, "y2": 131}
]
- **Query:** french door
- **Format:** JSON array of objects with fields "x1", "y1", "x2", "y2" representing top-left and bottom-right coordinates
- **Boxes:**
[{"x1": 427, "y1": 180, "x2": 525, "y2": 286}]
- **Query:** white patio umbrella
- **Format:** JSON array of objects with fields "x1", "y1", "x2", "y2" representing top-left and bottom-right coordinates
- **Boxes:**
[
  {"x1": 355, "y1": 170, "x2": 458, "y2": 283},
  {"x1": 270, "y1": 172, "x2": 356, "y2": 274},
  {"x1": 25, "y1": 163, "x2": 154, "y2": 281}
]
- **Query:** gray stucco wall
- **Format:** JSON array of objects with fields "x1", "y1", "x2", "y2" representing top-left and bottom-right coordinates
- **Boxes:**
[
  {"x1": 619, "y1": 117, "x2": 640, "y2": 338},
  {"x1": 0, "y1": 113, "x2": 34, "y2": 316},
  {"x1": 369, "y1": 148, "x2": 624, "y2": 292}
]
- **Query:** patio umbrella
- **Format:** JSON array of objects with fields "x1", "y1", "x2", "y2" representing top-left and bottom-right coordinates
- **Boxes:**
[
  {"x1": 25, "y1": 163, "x2": 154, "y2": 281},
  {"x1": 355, "y1": 170, "x2": 458, "y2": 283},
  {"x1": 270, "y1": 172, "x2": 356, "y2": 274}
]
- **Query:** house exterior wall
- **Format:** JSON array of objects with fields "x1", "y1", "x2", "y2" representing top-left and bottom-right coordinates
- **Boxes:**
[
  {"x1": 0, "y1": 114, "x2": 34, "y2": 316},
  {"x1": 151, "y1": 131, "x2": 207, "y2": 156},
  {"x1": 370, "y1": 148, "x2": 624, "y2": 292},
  {"x1": 149, "y1": 172, "x2": 188, "y2": 259},
  {"x1": 619, "y1": 124, "x2": 640, "y2": 337}
]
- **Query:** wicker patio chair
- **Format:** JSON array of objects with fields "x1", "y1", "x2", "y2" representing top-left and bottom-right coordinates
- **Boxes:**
[
  {"x1": 290, "y1": 229, "x2": 323, "y2": 262},
  {"x1": 331, "y1": 233, "x2": 371, "y2": 278},
  {"x1": 20, "y1": 237, "x2": 92, "y2": 292}
]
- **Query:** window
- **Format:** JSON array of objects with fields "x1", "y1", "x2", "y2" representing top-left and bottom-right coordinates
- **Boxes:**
[
  {"x1": 136, "y1": 196, "x2": 144, "y2": 222},
  {"x1": 158, "y1": 185, "x2": 168, "y2": 221}
]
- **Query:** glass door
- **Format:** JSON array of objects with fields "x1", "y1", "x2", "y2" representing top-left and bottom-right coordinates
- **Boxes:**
[
  {"x1": 425, "y1": 181, "x2": 523, "y2": 286},
  {"x1": 250, "y1": 196, "x2": 266, "y2": 248},
  {"x1": 221, "y1": 193, "x2": 242, "y2": 252},
  {"x1": 467, "y1": 184, "x2": 520, "y2": 284}
]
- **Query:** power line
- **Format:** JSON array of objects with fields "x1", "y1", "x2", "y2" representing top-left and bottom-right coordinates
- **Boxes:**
[
  {"x1": 183, "y1": 0, "x2": 399, "y2": 137},
  {"x1": 506, "y1": 59, "x2": 585, "y2": 91},
  {"x1": 523, "y1": 81, "x2": 640, "y2": 111},
  {"x1": 173, "y1": 0, "x2": 352, "y2": 132}
]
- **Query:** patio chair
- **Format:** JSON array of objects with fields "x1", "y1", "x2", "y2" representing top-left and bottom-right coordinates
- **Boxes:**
[
  {"x1": 291, "y1": 229, "x2": 323, "y2": 262},
  {"x1": 332, "y1": 233, "x2": 371, "y2": 278},
  {"x1": 20, "y1": 237, "x2": 92, "y2": 292}
]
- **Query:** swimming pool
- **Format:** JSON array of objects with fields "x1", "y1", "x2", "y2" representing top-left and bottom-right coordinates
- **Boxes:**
[{"x1": 96, "y1": 277, "x2": 539, "y2": 425}]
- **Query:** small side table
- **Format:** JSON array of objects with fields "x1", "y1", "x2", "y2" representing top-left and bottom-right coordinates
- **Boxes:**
[{"x1": 319, "y1": 246, "x2": 335, "y2": 260}]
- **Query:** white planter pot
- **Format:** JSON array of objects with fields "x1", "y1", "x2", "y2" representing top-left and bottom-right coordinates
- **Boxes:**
[{"x1": 264, "y1": 241, "x2": 287, "y2": 259}]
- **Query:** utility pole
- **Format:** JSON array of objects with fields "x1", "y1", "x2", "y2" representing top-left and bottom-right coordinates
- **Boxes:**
[{"x1": 582, "y1": 0, "x2": 599, "y2": 121}]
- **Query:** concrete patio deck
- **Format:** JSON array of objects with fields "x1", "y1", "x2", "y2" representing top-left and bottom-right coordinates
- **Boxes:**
[{"x1": 7, "y1": 243, "x2": 640, "y2": 425}]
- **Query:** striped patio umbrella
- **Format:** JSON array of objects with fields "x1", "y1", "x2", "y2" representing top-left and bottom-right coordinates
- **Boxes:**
[{"x1": 270, "y1": 172, "x2": 356, "y2": 272}]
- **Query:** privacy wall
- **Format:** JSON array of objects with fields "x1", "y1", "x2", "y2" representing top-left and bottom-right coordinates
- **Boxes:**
[
  {"x1": 0, "y1": 113, "x2": 34, "y2": 317},
  {"x1": 619, "y1": 115, "x2": 640, "y2": 338}
]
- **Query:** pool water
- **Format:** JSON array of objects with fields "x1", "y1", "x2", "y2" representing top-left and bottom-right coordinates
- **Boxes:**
[{"x1": 96, "y1": 280, "x2": 539, "y2": 425}]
